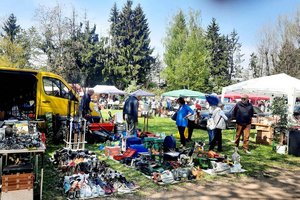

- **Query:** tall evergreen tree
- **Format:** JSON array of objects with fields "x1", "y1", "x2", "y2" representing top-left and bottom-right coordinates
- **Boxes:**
[
  {"x1": 0, "y1": 13, "x2": 29, "y2": 68},
  {"x1": 106, "y1": 0, "x2": 155, "y2": 89},
  {"x1": 134, "y1": 4, "x2": 155, "y2": 87},
  {"x1": 2, "y1": 14, "x2": 20, "y2": 43},
  {"x1": 206, "y1": 18, "x2": 229, "y2": 93},
  {"x1": 249, "y1": 52, "x2": 260, "y2": 78},
  {"x1": 103, "y1": 3, "x2": 120, "y2": 86}
]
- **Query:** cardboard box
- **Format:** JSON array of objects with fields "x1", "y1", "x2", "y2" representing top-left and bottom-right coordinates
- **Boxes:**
[
  {"x1": 256, "y1": 130, "x2": 273, "y2": 145},
  {"x1": 104, "y1": 146, "x2": 121, "y2": 157},
  {"x1": 1, "y1": 189, "x2": 33, "y2": 200}
]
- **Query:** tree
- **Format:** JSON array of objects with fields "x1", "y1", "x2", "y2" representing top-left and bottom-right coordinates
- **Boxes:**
[
  {"x1": 61, "y1": 10, "x2": 105, "y2": 87},
  {"x1": 206, "y1": 18, "x2": 229, "y2": 93},
  {"x1": 0, "y1": 37, "x2": 27, "y2": 68},
  {"x1": 274, "y1": 39, "x2": 300, "y2": 78},
  {"x1": 0, "y1": 14, "x2": 28, "y2": 68},
  {"x1": 227, "y1": 29, "x2": 244, "y2": 83},
  {"x1": 134, "y1": 4, "x2": 155, "y2": 87},
  {"x1": 106, "y1": 0, "x2": 155, "y2": 89},
  {"x1": 175, "y1": 10, "x2": 210, "y2": 92},
  {"x1": 104, "y1": 3, "x2": 121, "y2": 86},
  {"x1": 34, "y1": 4, "x2": 69, "y2": 73},
  {"x1": 162, "y1": 10, "x2": 188, "y2": 89},
  {"x1": 2, "y1": 13, "x2": 20, "y2": 43},
  {"x1": 249, "y1": 52, "x2": 260, "y2": 78}
]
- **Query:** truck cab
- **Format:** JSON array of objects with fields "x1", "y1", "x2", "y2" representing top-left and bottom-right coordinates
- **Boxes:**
[{"x1": 0, "y1": 67, "x2": 79, "y2": 120}]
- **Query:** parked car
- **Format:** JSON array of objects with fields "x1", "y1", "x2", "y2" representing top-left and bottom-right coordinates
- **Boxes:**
[
  {"x1": 293, "y1": 104, "x2": 300, "y2": 120},
  {"x1": 198, "y1": 103, "x2": 268, "y2": 129}
]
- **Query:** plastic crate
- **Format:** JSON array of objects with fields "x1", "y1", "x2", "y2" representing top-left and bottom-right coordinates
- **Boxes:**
[{"x1": 88, "y1": 122, "x2": 114, "y2": 132}]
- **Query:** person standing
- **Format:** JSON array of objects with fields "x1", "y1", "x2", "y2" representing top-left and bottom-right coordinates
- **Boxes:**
[
  {"x1": 209, "y1": 103, "x2": 228, "y2": 152},
  {"x1": 80, "y1": 89, "x2": 94, "y2": 119},
  {"x1": 175, "y1": 97, "x2": 194, "y2": 149},
  {"x1": 123, "y1": 95, "x2": 141, "y2": 132},
  {"x1": 207, "y1": 104, "x2": 217, "y2": 144},
  {"x1": 187, "y1": 100, "x2": 196, "y2": 142},
  {"x1": 150, "y1": 99, "x2": 157, "y2": 116},
  {"x1": 233, "y1": 94, "x2": 254, "y2": 154}
]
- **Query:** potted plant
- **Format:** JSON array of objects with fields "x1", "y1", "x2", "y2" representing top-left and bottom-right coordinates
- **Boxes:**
[{"x1": 270, "y1": 97, "x2": 289, "y2": 153}]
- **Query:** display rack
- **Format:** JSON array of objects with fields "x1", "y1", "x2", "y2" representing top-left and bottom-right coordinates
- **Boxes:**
[{"x1": 64, "y1": 117, "x2": 87, "y2": 150}]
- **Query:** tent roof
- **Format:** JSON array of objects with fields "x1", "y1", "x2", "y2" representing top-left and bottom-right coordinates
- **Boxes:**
[
  {"x1": 93, "y1": 85, "x2": 126, "y2": 95},
  {"x1": 222, "y1": 73, "x2": 300, "y2": 97},
  {"x1": 221, "y1": 73, "x2": 300, "y2": 114},
  {"x1": 161, "y1": 89, "x2": 206, "y2": 98},
  {"x1": 130, "y1": 89, "x2": 155, "y2": 97}
]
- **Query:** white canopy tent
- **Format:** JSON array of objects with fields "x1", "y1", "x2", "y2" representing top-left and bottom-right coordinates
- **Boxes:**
[
  {"x1": 93, "y1": 85, "x2": 126, "y2": 95},
  {"x1": 221, "y1": 73, "x2": 300, "y2": 115}
]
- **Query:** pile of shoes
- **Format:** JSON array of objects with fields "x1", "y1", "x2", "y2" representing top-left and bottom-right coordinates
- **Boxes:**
[
  {"x1": 0, "y1": 132, "x2": 44, "y2": 150},
  {"x1": 51, "y1": 148, "x2": 139, "y2": 198}
]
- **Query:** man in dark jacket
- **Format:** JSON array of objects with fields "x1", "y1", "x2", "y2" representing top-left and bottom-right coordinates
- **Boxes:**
[
  {"x1": 233, "y1": 94, "x2": 254, "y2": 154},
  {"x1": 123, "y1": 95, "x2": 141, "y2": 132},
  {"x1": 81, "y1": 89, "x2": 94, "y2": 119}
]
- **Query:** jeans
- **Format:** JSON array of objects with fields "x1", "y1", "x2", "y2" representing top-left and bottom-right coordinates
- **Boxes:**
[
  {"x1": 209, "y1": 128, "x2": 222, "y2": 151},
  {"x1": 207, "y1": 129, "x2": 215, "y2": 145}
]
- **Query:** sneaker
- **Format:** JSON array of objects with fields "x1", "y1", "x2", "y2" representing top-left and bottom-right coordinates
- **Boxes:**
[
  {"x1": 243, "y1": 150, "x2": 251, "y2": 154},
  {"x1": 179, "y1": 144, "x2": 184, "y2": 148},
  {"x1": 117, "y1": 183, "x2": 132, "y2": 194}
]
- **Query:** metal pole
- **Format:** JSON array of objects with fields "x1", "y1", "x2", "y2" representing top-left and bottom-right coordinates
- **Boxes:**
[
  {"x1": 69, "y1": 118, "x2": 73, "y2": 149},
  {"x1": 83, "y1": 118, "x2": 86, "y2": 150}
]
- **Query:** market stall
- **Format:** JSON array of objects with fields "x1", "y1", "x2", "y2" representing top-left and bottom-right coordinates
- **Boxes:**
[{"x1": 0, "y1": 120, "x2": 46, "y2": 200}]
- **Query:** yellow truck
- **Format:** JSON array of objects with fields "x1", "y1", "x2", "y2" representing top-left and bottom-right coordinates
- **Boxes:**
[
  {"x1": 0, "y1": 67, "x2": 99, "y2": 141},
  {"x1": 0, "y1": 67, "x2": 81, "y2": 119}
]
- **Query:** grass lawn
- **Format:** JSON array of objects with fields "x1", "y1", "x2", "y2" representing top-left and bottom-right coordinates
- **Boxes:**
[{"x1": 42, "y1": 109, "x2": 300, "y2": 199}]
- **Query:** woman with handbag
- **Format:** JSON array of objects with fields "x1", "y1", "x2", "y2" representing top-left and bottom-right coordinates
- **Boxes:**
[
  {"x1": 174, "y1": 97, "x2": 194, "y2": 149},
  {"x1": 209, "y1": 103, "x2": 228, "y2": 152}
]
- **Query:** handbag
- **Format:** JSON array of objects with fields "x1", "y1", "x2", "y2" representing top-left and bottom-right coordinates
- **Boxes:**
[
  {"x1": 206, "y1": 115, "x2": 222, "y2": 130},
  {"x1": 171, "y1": 111, "x2": 177, "y2": 121}
]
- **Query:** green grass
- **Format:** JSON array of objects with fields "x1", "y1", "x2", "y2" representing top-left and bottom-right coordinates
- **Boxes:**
[{"x1": 42, "y1": 109, "x2": 300, "y2": 199}]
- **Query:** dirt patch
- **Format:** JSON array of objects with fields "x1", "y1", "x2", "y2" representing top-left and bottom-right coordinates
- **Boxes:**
[
  {"x1": 104, "y1": 168, "x2": 300, "y2": 200},
  {"x1": 149, "y1": 168, "x2": 300, "y2": 200}
]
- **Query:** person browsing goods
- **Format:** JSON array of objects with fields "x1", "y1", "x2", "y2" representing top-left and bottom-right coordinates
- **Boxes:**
[{"x1": 175, "y1": 97, "x2": 194, "y2": 149}]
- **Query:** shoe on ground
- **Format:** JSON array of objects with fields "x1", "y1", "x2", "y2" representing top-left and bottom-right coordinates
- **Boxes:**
[
  {"x1": 243, "y1": 150, "x2": 251, "y2": 154},
  {"x1": 117, "y1": 183, "x2": 132, "y2": 194},
  {"x1": 179, "y1": 144, "x2": 184, "y2": 148}
]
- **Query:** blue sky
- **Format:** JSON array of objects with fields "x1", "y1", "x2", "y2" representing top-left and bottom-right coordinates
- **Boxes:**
[{"x1": 0, "y1": 0, "x2": 300, "y2": 68}]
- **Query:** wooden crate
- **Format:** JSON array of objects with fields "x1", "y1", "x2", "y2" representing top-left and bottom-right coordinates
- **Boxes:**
[
  {"x1": 256, "y1": 130, "x2": 273, "y2": 145},
  {"x1": 2, "y1": 173, "x2": 34, "y2": 192}
]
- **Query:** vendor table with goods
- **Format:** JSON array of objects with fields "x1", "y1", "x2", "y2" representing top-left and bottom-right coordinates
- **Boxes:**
[{"x1": 0, "y1": 120, "x2": 46, "y2": 200}]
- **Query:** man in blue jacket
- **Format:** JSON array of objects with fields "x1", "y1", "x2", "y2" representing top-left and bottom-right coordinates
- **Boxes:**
[
  {"x1": 233, "y1": 94, "x2": 254, "y2": 154},
  {"x1": 123, "y1": 95, "x2": 141, "y2": 132}
]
